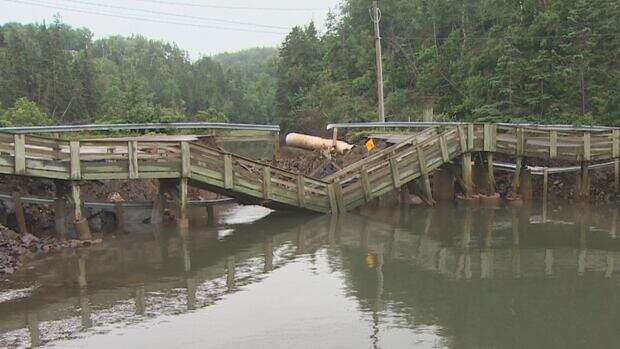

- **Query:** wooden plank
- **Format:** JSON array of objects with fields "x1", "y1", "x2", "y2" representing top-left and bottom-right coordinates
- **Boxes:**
[
  {"x1": 13, "y1": 134, "x2": 25, "y2": 175},
  {"x1": 583, "y1": 133, "x2": 591, "y2": 161},
  {"x1": 181, "y1": 141, "x2": 191, "y2": 177},
  {"x1": 549, "y1": 131, "x2": 558, "y2": 158},
  {"x1": 439, "y1": 135, "x2": 449, "y2": 162},
  {"x1": 297, "y1": 175, "x2": 306, "y2": 207},
  {"x1": 128, "y1": 141, "x2": 139, "y2": 179},
  {"x1": 262, "y1": 166, "x2": 271, "y2": 200},
  {"x1": 69, "y1": 141, "x2": 81, "y2": 180},
  {"x1": 389, "y1": 154, "x2": 401, "y2": 188},
  {"x1": 360, "y1": 166, "x2": 371, "y2": 202},
  {"x1": 223, "y1": 154, "x2": 233, "y2": 189}
]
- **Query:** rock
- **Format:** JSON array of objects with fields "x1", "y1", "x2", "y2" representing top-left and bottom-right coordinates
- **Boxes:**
[{"x1": 20, "y1": 233, "x2": 40, "y2": 246}]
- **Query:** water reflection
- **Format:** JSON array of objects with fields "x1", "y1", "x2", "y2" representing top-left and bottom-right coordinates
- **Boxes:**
[{"x1": 0, "y1": 204, "x2": 620, "y2": 348}]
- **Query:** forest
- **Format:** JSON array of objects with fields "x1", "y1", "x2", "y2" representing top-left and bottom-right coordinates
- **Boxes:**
[{"x1": 0, "y1": 0, "x2": 618, "y2": 132}]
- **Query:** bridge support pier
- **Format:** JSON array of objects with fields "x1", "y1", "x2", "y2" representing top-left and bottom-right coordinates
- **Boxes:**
[
  {"x1": 54, "y1": 181, "x2": 69, "y2": 238},
  {"x1": 71, "y1": 182, "x2": 93, "y2": 240},
  {"x1": 512, "y1": 157, "x2": 523, "y2": 192},
  {"x1": 519, "y1": 169, "x2": 533, "y2": 201},
  {"x1": 151, "y1": 180, "x2": 166, "y2": 227}
]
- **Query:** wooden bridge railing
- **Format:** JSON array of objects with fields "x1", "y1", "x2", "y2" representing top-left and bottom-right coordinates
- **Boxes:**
[{"x1": 0, "y1": 133, "x2": 335, "y2": 213}]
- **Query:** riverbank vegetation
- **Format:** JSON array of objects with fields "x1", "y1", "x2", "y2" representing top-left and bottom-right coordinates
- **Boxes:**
[{"x1": 0, "y1": 0, "x2": 618, "y2": 132}]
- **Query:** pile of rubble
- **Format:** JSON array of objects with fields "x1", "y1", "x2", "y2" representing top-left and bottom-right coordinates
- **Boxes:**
[{"x1": 0, "y1": 224, "x2": 101, "y2": 276}]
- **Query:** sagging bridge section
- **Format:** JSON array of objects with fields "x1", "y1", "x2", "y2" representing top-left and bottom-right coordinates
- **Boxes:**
[{"x1": 0, "y1": 122, "x2": 618, "y2": 236}]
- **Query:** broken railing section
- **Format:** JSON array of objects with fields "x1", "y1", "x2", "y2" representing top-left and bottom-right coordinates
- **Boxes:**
[{"x1": 327, "y1": 122, "x2": 620, "y2": 209}]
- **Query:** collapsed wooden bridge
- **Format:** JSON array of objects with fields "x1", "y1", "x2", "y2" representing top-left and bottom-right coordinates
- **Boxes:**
[{"x1": 0, "y1": 122, "x2": 619, "y2": 233}]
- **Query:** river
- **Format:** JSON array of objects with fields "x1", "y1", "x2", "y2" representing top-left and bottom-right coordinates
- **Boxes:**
[{"x1": 0, "y1": 202, "x2": 619, "y2": 348}]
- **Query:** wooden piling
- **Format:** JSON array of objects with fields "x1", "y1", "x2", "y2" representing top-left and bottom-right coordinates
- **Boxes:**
[
  {"x1": 71, "y1": 183, "x2": 92, "y2": 240},
  {"x1": 226, "y1": 256, "x2": 235, "y2": 291},
  {"x1": 460, "y1": 153, "x2": 473, "y2": 197},
  {"x1": 177, "y1": 177, "x2": 189, "y2": 229},
  {"x1": 519, "y1": 169, "x2": 533, "y2": 201},
  {"x1": 114, "y1": 202, "x2": 124, "y2": 233},
  {"x1": 54, "y1": 181, "x2": 68, "y2": 238},
  {"x1": 486, "y1": 152, "x2": 495, "y2": 193},
  {"x1": 579, "y1": 162, "x2": 590, "y2": 200},
  {"x1": 12, "y1": 192, "x2": 28, "y2": 235},
  {"x1": 135, "y1": 287, "x2": 146, "y2": 316},
  {"x1": 432, "y1": 166, "x2": 455, "y2": 203},
  {"x1": 614, "y1": 158, "x2": 619, "y2": 195},
  {"x1": 512, "y1": 157, "x2": 523, "y2": 192}
]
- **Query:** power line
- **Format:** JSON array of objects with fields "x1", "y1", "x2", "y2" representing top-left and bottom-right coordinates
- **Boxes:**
[
  {"x1": 3, "y1": 0, "x2": 287, "y2": 35},
  {"x1": 134, "y1": 0, "x2": 329, "y2": 12},
  {"x1": 56, "y1": 0, "x2": 290, "y2": 30}
]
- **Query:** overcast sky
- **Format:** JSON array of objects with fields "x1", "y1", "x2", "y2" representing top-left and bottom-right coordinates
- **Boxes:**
[{"x1": 0, "y1": 0, "x2": 342, "y2": 58}]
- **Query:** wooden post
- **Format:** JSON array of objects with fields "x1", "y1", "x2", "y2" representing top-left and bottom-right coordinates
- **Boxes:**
[
  {"x1": 542, "y1": 168, "x2": 549, "y2": 223},
  {"x1": 13, "y1": 134, "x2": 26, "y2": 175},
  {"x1": 177, "y1": 177, "x2": 189, "y2": 229},
  {"x1": 519, "y1": 168, "x2": 533, "y2": 201},
  {"x1": 26, "y1": 312, "x2": 40, "y2": 348},
  {"x1": 332, "y1": 128, "x2": 338, "y2": 148},
  {"x1": 226, "y1": 256, "x2": 235, "y2": 292},
  {"x1": 54, "y1": 182, "x2": 68, "y2": 239},
  {"x1": 297, "y1": 175, "x2": 306, "y2": 208},
  {"x1": 512, "y1": 157, "x2": 523, "y2": 192},
  {"x1": 151, "y1": 181, "x2": 165, "y2": 227},
  {"x1": 579, "y1": 162, "x2": 590, "y2": 200},
  {"x1": 461, "y1": 153, "x2": 473, "y2": 197},
  {"x1": 114, "y1": 202, "x2": 124, "y2": 233},
  {"x1": 486, "y1": 152, "x2": 495, "y2": 193},
  {"x1": 69, "y1": 141, "x2": 81, "y2": 180},
  {"x1": 615, "y1": 158, "x2": 619, "y2": 195},
  {"x1": 128, "y1": 141, "x2": 139, "y2": 179},
  {"x1": 71, "y1": 183, "x2": 92, "y2": 240},
  {"x1": 264, "y1": 237, "x2": 273, "y2": 272},
  {"x1": 181, "y1": 141, "x2": 191, "y2": 178},
  {"x1": 135, "y1": 287, "x2": 146, "y2": 316},
  {"x1": 12, "y1": 191, "x2": 28, "y2": 235},
  {"x1": 206, "y1": 204, "x2": 216, "y2": 226},
  {"x1": 223, "y1": 154, "x2": 233, "y2": 189},
  {"x1": 272, "y1": 132, "x2": 280, "y2": 162},
  {"x1": 262, "y1": 167, "x2": 271, "y2": 200}
]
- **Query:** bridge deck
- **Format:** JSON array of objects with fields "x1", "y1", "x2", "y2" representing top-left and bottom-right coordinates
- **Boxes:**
[{"x1": 0, "y1": 123, "x2": 618, "y2": 213}]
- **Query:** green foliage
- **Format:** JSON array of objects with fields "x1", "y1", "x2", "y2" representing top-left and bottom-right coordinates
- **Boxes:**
[
  {"x1": 194, "y1": 107, "x2": 229, "y2": 123},
  {"x1": 0, "y1": 97, "x2": 54, "y2": 126}
]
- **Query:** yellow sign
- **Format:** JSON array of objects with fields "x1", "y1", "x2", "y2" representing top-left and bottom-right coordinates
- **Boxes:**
[{"x1": 365, "y1": 138, "x2": 375, "y2": 152}]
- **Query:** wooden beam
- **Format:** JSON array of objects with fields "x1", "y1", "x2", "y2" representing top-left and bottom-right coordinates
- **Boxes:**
[
  {"x1": 178, "y1": 177, "x2": 189, "y2": 228},
  {"x1": 417, "y1": 147, "x2": 427, "y2": 175},
  {"x1": 128, "y1": 141, "x2": 139, "y2": 179},
  {"x1": 70, "y1": 141, "x2": 81, "y2": 180},
  {"x1": 333, "y1": 182, "x2": 345, "y2": 212},
  {"x1": 13, "y1": 134, "x2": 25, "y2": 175},
  {"x1": 467, "y1": 124, "x2": 474, "y2": 150},
  {"x1": 483, "y1": 124, "x2": 492, "y2": 151},
  {"x1": 420, "y1": 174, "x2": 435, "y2": 206}
]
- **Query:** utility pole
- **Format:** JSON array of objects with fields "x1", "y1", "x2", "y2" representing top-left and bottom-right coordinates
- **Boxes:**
[{"x1": 371, "y1": 1, "x2": 386, "y2": 123}]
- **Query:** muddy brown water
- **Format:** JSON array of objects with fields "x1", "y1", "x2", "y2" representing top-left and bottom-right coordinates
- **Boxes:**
[{"x1": 0, "y1": 202, "x2": 619, "y2": 348}]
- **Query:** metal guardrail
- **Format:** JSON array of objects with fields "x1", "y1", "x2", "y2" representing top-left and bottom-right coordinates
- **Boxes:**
[
  {"x1": 0, "y1": 122, "x2": 280, "y2": 134},
  {"x1": 326, "y1": 121, "x2": 617, "y2": 132},
  {"x1": 494, "y1": 161, "x2": 615, "y2": 175}
]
